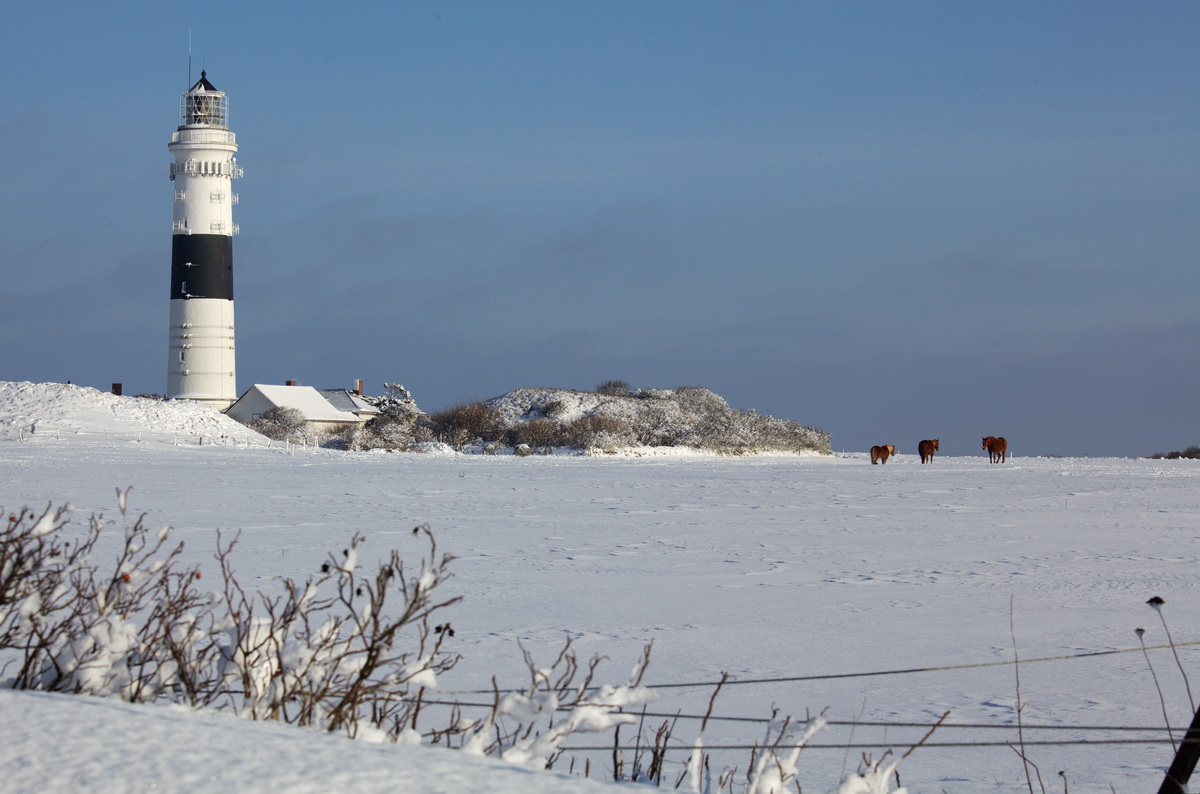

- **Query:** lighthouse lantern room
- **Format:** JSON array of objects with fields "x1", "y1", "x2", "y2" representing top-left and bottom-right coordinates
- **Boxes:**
[{"x1": 167, "y1": 71, "x2": 241, "y2": 409}]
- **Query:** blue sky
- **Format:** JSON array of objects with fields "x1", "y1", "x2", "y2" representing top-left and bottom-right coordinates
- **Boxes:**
[{"x1": 2, "y1": 2, "x2": 1197, "y2": 456}]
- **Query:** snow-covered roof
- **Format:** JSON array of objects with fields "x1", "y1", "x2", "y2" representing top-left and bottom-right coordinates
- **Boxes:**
[
  {"x1": 317, "y1": 389, "x2": 381, "y2": 416},
  {"x1": 230, "y1": 385, "x2": 360, "y2": 424}
]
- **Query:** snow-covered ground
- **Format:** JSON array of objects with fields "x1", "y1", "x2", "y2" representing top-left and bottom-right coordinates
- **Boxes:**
[
  {"x1": 0, "y1": 381, "x2": 266, "y2": 445},
  {"x1": 0, "y1": 688, "x2": 621, "y2": 794},
  {"x1": 2, "y1": 382, "x2": 1199, "y2": 792}
]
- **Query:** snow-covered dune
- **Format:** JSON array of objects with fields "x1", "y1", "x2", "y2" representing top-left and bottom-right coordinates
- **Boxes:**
[
  {"x1": 0, "y1": 381, "x2": 265, "y2": 444},
  {"x1": 487, "y1": 386, "x2": 832, "y2": 454}
]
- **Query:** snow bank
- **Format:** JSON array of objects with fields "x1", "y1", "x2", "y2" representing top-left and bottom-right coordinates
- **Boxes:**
[
  {"x1": 0, "y1": 689, "x2": 622, "y2": 794},
  {"x1": 0, "y1": 381, "x2": 266, "y2": 445}
]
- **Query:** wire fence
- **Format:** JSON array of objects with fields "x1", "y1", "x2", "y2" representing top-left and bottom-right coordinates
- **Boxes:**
[
  {"x1": 438, "y1": 637, "x2": 1199, "y2": 695},
  {"x1": 414, "y1": 637, "x2": 1199, "y2": 754},
  {"x1": 560, "y1": 739, "x2": 1176, "y2": 752},
  {"x1": 416, "y1": 698, "x2": 1178, "y2": 736}
]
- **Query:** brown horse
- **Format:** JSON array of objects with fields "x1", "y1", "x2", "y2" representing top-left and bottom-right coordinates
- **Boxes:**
[
  {"x1": 983, "y1": 436, "x2": 1008, "y2": 463},
  {"x1": 870, "y1": 444, "x2": 896, "y2": 464},
  {"x1": 918, "y1": 439, "x2": 939, "y2": 463}
]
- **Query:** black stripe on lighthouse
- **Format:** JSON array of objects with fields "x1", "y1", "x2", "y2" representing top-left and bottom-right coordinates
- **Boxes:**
[{"x1": 171, "y1": 235, "x2": 234, "y2": 300}]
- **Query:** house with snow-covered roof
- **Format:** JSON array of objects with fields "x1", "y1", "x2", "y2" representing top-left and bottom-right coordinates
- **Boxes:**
[{"x1": 225, "y1": 384, "x2": 362, "y2": 432}]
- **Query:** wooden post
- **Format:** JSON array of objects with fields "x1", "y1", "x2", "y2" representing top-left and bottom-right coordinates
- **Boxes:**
[{"x1": 1159, "y1": 704, "x2": 1200, "y2": 793}]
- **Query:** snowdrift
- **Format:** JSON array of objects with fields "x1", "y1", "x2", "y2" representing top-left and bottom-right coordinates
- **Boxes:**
[
  {"x1": 0, "y1": 381, "x2": 266, "y2": 445},
  {"x1": 0, "y1": 689, "x2": 621, "y2": 794}
]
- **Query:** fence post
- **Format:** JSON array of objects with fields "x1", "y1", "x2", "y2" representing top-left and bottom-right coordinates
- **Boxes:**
[{"x1": 1159, "y1": 703, "x2": 1200, "y2": 793}]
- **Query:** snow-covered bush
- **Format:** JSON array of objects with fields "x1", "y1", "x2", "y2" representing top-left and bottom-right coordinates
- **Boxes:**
[
  {"x1": 596, "y1": 380, "x2": 633, "y2": 397},
  {"x1": 0, "y1": 494, "x2": 199, "y2": 699},
  {"x1": 0, "y1": 495, "x2": 461, "y2": 741},
  {"x1": 349, "y1": 383, "x2": 429, "y2": 451},
  {"x1": 343, "y1": 414, "x2": 434, "y2": 451},
  {"x1": 450, "y1": 640, "x2": 656, "y2": 770},
  {"x1": 246, "y1": 406, "x2": 310, "y2": 444},
  {"x1": 512, "y1": 418, "x2": 566, "y2": 451},
  {"x1": 212, "y1": 525, "x2": 463, "y2": 737},
  {"x1": 562, "y1": 415, "x2": 635, "y2": 452},
  {"x1": 486, "y1": 387, "x2": 831, "y2": 455},
  {"x1": 541, "y1": 398, "x2": 569, "y2": 418},
  {"x1": 427, "y1": 402, "x2": 509, "y2": 449},
  {"x1": 360, "y1": 382, "x2": 422, "y2": 420}
]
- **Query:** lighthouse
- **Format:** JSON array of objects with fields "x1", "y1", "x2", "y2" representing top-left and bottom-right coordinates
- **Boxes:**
[{"x1": 167, "y1": 71, "x2": 241, "y2": 409}]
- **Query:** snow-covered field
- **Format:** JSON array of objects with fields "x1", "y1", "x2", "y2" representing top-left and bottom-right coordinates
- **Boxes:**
[{"x1": 2, "y1": 382, "x2": 1199, "y2": 792}]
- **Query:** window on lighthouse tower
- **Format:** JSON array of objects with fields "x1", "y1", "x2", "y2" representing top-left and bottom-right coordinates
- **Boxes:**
[{"x1": 187, "y1": 95, "x2": 216, "y2": 125}]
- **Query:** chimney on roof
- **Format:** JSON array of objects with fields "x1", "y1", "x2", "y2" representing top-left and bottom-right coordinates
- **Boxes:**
[
  {"x1": 112, "y1": 383, "x2": 123, "y2": 396},
  {"x1": 355, "y1": 379, "x2": 363, "y2": 396},
  {"x1": 286, "y1": 380, "x2": 296, "y2": 386}
]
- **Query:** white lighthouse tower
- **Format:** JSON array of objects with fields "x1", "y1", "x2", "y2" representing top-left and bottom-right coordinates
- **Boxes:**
[{"x1": 167, "y1": 71, "x2": 241, "y2": 409}]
